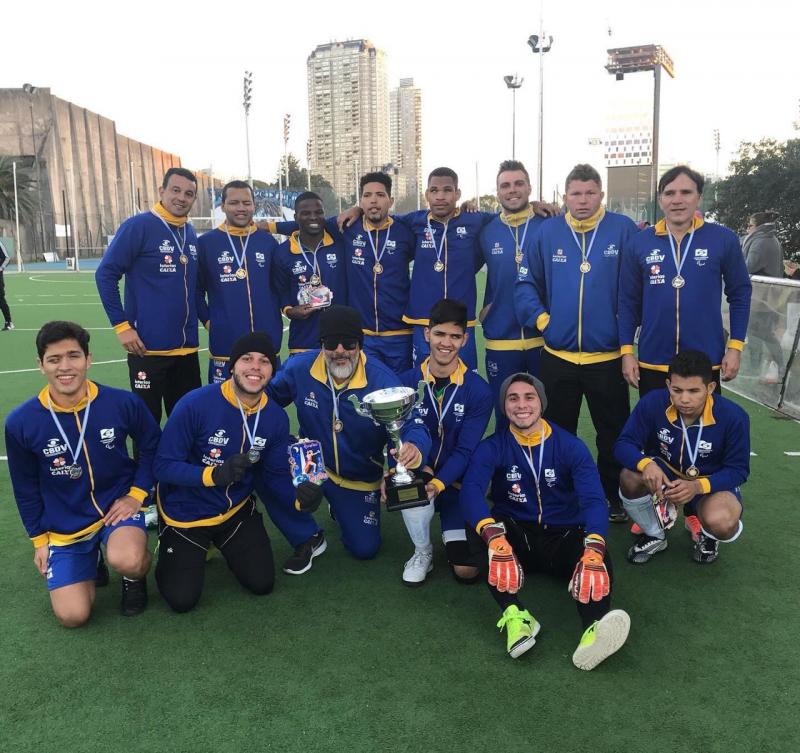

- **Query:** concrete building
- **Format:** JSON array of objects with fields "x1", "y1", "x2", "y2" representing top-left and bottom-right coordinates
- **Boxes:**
[
  {"x1": 390, "y1": 78, "x2": 422, "y2": 209},
  {"x1": 307, "y1": 40, "x2": 390, "y2": 198},
  {"x1": 0, "y1": 87, "x2": 217, "y2": 262}
]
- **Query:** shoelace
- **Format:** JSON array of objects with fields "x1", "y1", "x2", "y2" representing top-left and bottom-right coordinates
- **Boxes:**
[
  {"x1": 408, "y1": 551, "x2": 431, "y2": 569},
  {"x1": 497, "y1": 610, "x2": 530, "y2": 632}
]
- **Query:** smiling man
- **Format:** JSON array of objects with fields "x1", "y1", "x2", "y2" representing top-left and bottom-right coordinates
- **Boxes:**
[
  {"x1": 459, "y1": 372, "x2": 630, "y2": 668},
  {"x1": 618, "y1": 166, "x2": 752, "y2": 395},
  {"x1": 5, "y1": 321, "x2": 160, "y2": 626},
  {"x1": 614, "y1": 350, "x2": 749, "y2": 565},
  {"x1": 153, "y1": 332, "x2": 319, "y2": 612}
]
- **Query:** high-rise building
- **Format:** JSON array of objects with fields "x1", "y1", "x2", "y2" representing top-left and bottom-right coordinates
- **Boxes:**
[
  {"x1": 390, "y1": 78, "x2": 422, "y2": 208},
  {"x1": 307, "y1": 40, "x2": 389, "y2": 198}
]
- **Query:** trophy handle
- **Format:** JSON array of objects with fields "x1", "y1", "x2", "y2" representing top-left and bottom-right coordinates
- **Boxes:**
[
  {"x1": 414, "y1": 380, "x2": 427, "y2": 409},
  {"x1": 348, "y1": 393, "x2": 374, "y2": 420}
]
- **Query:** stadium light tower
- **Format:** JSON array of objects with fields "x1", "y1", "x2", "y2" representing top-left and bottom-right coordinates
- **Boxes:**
[
  {"x1": 605, "y1": 45, "x2": 675, "y2": 223},
  {"x1": 22, "y1": 83, "x2": 46, "y2": 256},
  {"x1": 528, "y1": 26, "x2": 553, "y2": 200},
  {"x1": 503, "y1": 75, "x2": 524, "y2": 159},
  {"x1": 243, "y1": 71, "x2": 253, "y2": 187}
]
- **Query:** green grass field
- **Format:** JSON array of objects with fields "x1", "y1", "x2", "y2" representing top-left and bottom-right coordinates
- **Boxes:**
[{"x1": 1, "y1": 271, "x2": 798, "y2": 753}]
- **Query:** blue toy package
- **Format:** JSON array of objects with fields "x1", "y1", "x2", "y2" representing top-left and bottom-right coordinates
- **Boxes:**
[{"x1": 288, "y1": 438, "x2": 327, "y2": 487}]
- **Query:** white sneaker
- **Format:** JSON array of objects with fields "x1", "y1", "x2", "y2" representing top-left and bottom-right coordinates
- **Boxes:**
[
  {"x1": 402, "y1": 547, "x2": 433, "y2": 587},
  {"x1": 144, "y1": 503, "x2": 158, "y2": 529},
  {"x1": 572, "y1": 609, "x2": 631, "y2": 671}
]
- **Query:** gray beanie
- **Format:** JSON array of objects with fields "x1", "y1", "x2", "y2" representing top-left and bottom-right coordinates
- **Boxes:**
[{"x1": 499, "y1": 372, "x2": 547, "y2": 416}]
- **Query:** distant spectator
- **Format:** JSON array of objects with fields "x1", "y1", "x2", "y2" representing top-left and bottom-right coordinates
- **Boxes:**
[
  {"x1": 743, "y1": 211, "x2": 782, "y2": 278},
  {"x1": 0, "y1": 238, "x2": 13, "y2": 330}
]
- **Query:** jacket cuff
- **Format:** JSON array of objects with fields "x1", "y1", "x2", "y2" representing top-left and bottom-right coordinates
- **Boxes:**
[
  {"x1": 282, "y1": 306, "x2": 292, "y2": 316},
  {"x1": 727, "y1": 339, "x2": 745, "y2": 352},
  {"x1": 697, "y1": 477, "x2": 711, "y2": 494},
  {"x1": 636, "y1": 457, "x2": 654, "y2": 472},
  {"x1": 114, "y1": 321, "x2": 132, "y2": 334},
  {"x1": 128, "y1": 487, "x2": 149, "y2": 503},
  {"x1": 475, "y1": 517, "x2": 496, "y2": 535},
  {"x1": 202, "y1": 466, "x2": 216, "y2": 487},
  {"x1": 535, "y1": 313, "x2": 550, "y2": 332},
  {"x1": 429, "y1": 478, "x2": 445, "y2": 494},
  {"x1": 31, "y1": 533, "x2": 49, "y2": 548},
  {"x1": 620, "y1": 344, "x2": 635, "y2": 355}
]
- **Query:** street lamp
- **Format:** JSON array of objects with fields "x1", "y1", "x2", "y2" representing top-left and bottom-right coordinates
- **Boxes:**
[
  {"x1": 243, "y1": 71, "x2": 253, "y2": 186},
  {"x1": 22, "y1": 83, "x2": 46, "y2": 257},
  {"x1": 528, "y1": 28, "x2": 553, "y2": 200},
  {"x1": 503, "y1": 75, "x2": 524, "y2": 159}
]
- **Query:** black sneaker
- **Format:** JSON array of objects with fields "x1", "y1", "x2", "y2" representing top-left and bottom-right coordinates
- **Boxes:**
[
  {"x1": 627, "y1": 533, "x2": 668, "y2": 564},
  {"x1": 95, "y1": 550, "x2": 110, "y2": 588},
  {"x1": 120, "y1": 577, "x2": 148, "y2": 616},
  {"x1": 2, "y1": 322, "x2": 14, "y2": 331},
  {"x1": 608, "y1": 500, "x2": 629, "y2": 523},
  {"x1": 283, "y1": 531, "x2": 327, "y2": 575},
  {"x1": 693, "y1": 533, "x2": 719, "y2": 564}
]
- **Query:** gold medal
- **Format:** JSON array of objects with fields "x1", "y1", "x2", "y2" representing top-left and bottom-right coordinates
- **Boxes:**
[
  {"x1": 373, "y1": 263, "x2": 383, "y2": 275},
  {"x1": 311, "y1": 274, "x2": 321, "y2": 286},
  {"x1": 515, "y1": 252, "x2": 523, "y2": 264},
  {"x1": 179, "y1": 254, "x2": 189, "y2": 265},
  {"x1": 235, "y1": 268, "x2": 247, "y2": 280},
  {"x1": 672, "y1": 275, "x2": 685, "y2": 289},
  {"x1": 333, "y1": 419, "x2": 343, "y2": 432},
  {"x1": 686, "y1": 465, "x2": 699, "y2": 478},
  {"x1": 580, "y1": 260, "x2": 591, "y2": 274},
  {"x1": 434, "y1": 261, "x2": 445, "y2": 272}
]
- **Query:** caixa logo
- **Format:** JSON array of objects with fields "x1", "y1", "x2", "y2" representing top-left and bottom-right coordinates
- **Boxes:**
[{"x1": 208, "y1": 429, "x2": 230, "y2": 446}]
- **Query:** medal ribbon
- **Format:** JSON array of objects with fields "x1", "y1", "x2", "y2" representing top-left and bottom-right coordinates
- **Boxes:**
[
  {"x1": 153, "y1": 212, "x2": 187, "y2": 256},
  {"x1": 423, "y1": 363, "x2": 461, "y2": 432},
  {"x1": 426, "y1": 218, "x2": 449, "y2": 268},
  {"x1": 225, "y1": 226, "x2": 251, "y2": 271},
  {"x1": 568, "y1": 224, "x2": 599, "y2": 267},
  {"x1": 366, "y1": 224, "x2": 391, "y2": 268},
  {"x1": 505, "y1": 215, "x2": 531, "y2": 261},
  {"x1": 326, "y1": 370, "x2": 346, "y2": 430},
  {"x1": 679, "y1": 415, "x2": 704, "y2": 474},
  {"x1": 667, "y1": 226, "x2": 696, "y2": 281},
  {"x1": 520, "y1": 431, "x2": 546, "y2": 507},
  {"x1": 48, "y1": 394, "x2": 92, "y2": 471},
  {"x1": 298, "y1": 239, "x2": 323, "y2": 282},
  {"x1": 236, "y1": 395, "x2": 263, "y2": 452}
]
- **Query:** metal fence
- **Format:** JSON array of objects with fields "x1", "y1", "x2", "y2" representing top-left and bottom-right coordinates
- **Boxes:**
[{"x1": 722, "y1": 274, "x2": 800, "y2": 418}]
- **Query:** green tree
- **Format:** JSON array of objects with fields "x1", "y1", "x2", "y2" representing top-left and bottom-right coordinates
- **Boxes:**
[
  {"x1": 711, "y1": 138, "x2": 800, "y2": 256},
  {"x1": 0, "y1": 156, "x2": 37, "y2": 225}
]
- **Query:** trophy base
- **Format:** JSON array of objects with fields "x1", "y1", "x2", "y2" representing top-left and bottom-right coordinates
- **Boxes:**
[{"x1": 385, "y1": 479, "x2": 429, "y2": 512}]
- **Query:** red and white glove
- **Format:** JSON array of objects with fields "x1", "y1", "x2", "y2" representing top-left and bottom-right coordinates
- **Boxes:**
[
  {"x1": 569, "y1": 534, "x2": 610, "y2": 604},
  {"x1": 481, "y1": 521, "x2": 524, "y2": 594}
]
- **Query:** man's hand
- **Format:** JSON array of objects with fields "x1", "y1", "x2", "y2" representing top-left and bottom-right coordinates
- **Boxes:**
[
  {"x1": 117, "y1": 328, "x2": 146, "y2": 357},
  {"x1": 285, "y1": 304, "x2": 315, "y2": 320},
  {"x1": 481, "y1": 522, "x2": 524, "y2": 593},
  {"x1": 663, "y1": 478, "x2": 703, "y2": 505},
  {"x1": 622, "y1": 353, "x2": 640, "y2": 388},
  {"x1": 391, "y1": 443, "x2": 421, "y2": 470},
  {"x1": 337, "y1": 206, "x2": 362, "y2": 231},
  {"x1": 34, "y1": 545, "x2": 49, "y2": 577},
  {"x1": 103, "y1": 495, "x2": 143, "y2": 527},
  {"x1": 460, "y1": 199, "x2": 478, "y2": 213},
  {"x1": 720, "y1": 348, "x2": 741, "y2": 381},
  {"x1": 569, "y1": 535, "x2": 610, "y2": 604},
  {"x1": 295, "y1": 481, "x2": 324, "y2": 513},
  {"x1": 211, "y1": 453, "x2": 251, "y2": 487},
  {"x1": 531, "y1": 201, "x2": 560, "y2": 218},
  {"x1": 641, "y1": 461, "x2": 670, "y2": 495}
]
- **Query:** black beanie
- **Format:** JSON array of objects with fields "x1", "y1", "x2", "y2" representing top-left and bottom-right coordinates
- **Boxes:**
[
  {"x1": 229, "y1": 331, "x2": 278, "y2": 372},
  {"x1": 318, "y1": 305, "x2": 364, "y2": 345},
  {"x1": 499, "y1": 372, "x2": 548, "y2": 416}
]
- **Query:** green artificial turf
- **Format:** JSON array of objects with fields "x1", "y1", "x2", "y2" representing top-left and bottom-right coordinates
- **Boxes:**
[{"x1": 0, "y1": 271, "x2": 797, "y2": 753}]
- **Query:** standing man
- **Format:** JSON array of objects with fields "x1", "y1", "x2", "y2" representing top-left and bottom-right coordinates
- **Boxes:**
[
  {"x1": 272, "y1": 192, "x2": 348, "y2": 356},
  {"x1": 614, "y1": 350, "x2": 749, "y2": 565},
  {"x1": 96, "y1": 167, "x2": 202, "y2": 422},
  {"x1": 618, "y1": 165, "x2": 752, "y2": 395},
  {"x1": 515, "y1": 164, "x2": 638, "y2": 522},
  {"x1": 5, "y1": 321, "x2": 159, "y2": 626},
  {"x1": 479, "y1": 160, "x2": 545, "y2": 416},
  {"x1": 459, "y1": 373, "x2": 630, "y2": 668},
  {"x1": 0, "y1": 237, "x2": 13, "y2": 330},
  {"x1": 153, "y1": 332, "x2": 320, "y2": 612},
  {"x1": 197, "y1": 180, "x2": 284, "y2": 384},
  {"x1": 398, "y1": 298, "x2": 492, "y2": 586},
  {"x1": 269, "y1": 305, "x2": 431, "y2": 563}
]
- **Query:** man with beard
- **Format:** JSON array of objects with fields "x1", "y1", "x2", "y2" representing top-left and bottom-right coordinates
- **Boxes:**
[
  {"x1": 479, "y1": 160, "x2": 546, "y2": 417},
  {"x1": 197, "y1": 180, "x2": 284, "y2": 384},
  {"x1": 268, "y1": 305, "x2": 431, "y2": 567},
  {"x1": 459, "y1": 373, "x2": 630, "y2": 668},
  {"x1": 153, "y1": 332, "x2": 319, "y2": 612}
]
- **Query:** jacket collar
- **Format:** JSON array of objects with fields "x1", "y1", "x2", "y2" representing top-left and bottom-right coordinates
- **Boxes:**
[
  {"x1": 420, "y1": 356, "x2": 467, "y2": 386},
  {"x1": 500, "y1": 208, "x2": 535, "y2": 228},
  {"x1": 289, "y1": 230, "x2": 335, "y2": 254},
  {"x1": 655, "y1": 216, "x2": 704, "y2": 236},
  {"x1": 219, "y1": 222, "x2": 257, "y2": 237},
  {"x1": 38, "y1": 380, "x2": 98, "y2": 412},
  {"x1": 665, "y1": 394, "x2": 716, "y2": 426},
  {"x1": 221, "y1": 379, "x2": 267, "y2": 414},
  {"x1": 510, "y1": 420, "x2": 552, "y2": 447},
  {"x1": 363, "y1": 216, "x2": 394, "y2": 232},
  {"x1": 565, "y1": 206, "x2": 605, "y2": 233},
  {"x1": 152, "y1": 201, "x2": 190, "y2": 227},
  {"x1": 426, "y1": 207, "x2": 462, "y2": 224},
  {"x1": 309, "y1": 350, "x2": 368, "y2": 389}
]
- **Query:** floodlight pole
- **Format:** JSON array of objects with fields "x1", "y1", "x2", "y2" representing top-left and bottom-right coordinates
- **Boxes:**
[
  {"x1": 528, "y1": 24, "x2": 553, "y2": 200},
  {"x1": 243, "y1": 71, "x2": 253, "y2": 188},
  {"x1": 503, "y1": 75, "x2": 524, "y2": 159},
  {"x1": 12, "y1": 161, "x2": 23, "y2": 272}
]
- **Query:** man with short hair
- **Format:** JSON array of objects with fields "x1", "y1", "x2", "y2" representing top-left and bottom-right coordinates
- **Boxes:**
[
  {"x1": 614, "y1": 350, "x2": 749, "y2": 565},
  {"x1": 398, "y1": 298, "x2": 492, "y2": 586},
  {"x1": 272, "y1": 192, "x2": 348, "y2": 356},
  {"x1": 153, "y1": 332, "x2": 319, "y2": 612},
  {"x1": 515, "y1": 163, "x2": 638, "y2": 522},
  {"x1": 197, "y1": 180, "x2": 284, "y2": 384},
  {"x1": 268, "y1": 305, "x2": 431, "y2": 563},
  {"x1": 479, "y1": 160, "x2": 545, "y2": 416},
  {"x1": 459, "y1": 373, "x2": 630, "y2": 668},
  {"x1": 5, "y1": 321, "x2": 159, "y2": 626},
  {"x1": 0, "y1": 237, "x2": 13, "y2": 330},
  {"x1": 96, "y1": 167, "x2": 202, "y2": 422},
  {"x1": 618, "y1": 165, "x2": 752, "y2": 395}
]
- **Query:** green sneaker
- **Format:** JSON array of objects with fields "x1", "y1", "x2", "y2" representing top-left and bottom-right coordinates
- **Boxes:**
[
  {"x1": 572, "y1": 609, "x2": 631, "y2": 671},
  {"x1": 496, "y1": 605, "x2": 540, "y2": 658}
]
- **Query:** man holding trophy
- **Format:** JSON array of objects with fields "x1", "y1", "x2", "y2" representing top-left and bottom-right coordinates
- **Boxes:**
[{"x1": 269, "y1": 306, "x2": 431, "y2": 563}]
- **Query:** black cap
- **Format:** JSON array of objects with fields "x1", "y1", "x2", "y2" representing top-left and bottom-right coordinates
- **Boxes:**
[
  {"x1": 229, "y1": 331, "x2": 278, "y2": 373},
  {"x1": 318, "y1": 305, "x2": 363, "y2": 345},
  {"x1": 499, "y1": 372, "x2": 548, "y2": 416}
]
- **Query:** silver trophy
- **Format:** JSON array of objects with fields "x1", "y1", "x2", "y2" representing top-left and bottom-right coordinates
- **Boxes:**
[{"x1": 348, "y1": 382, "x2": 428, "y2": 511}]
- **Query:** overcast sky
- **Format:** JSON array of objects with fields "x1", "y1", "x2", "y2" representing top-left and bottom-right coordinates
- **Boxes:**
[{"x1": 3, "y1": 0, "x2": 797, "y2": 200}]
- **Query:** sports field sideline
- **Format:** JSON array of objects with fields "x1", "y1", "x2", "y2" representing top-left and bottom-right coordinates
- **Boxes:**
[{"x1": 0, "y1": 271, "x2": 797, "y2": 753}]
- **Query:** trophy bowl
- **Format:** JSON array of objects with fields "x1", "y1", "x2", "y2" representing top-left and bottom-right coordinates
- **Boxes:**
[{"x1": 349, "y1": 383, "x2": 429, "y2": 512}]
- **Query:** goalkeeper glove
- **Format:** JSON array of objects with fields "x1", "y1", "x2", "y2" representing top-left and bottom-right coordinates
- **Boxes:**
[
  {"x1": 481, "y1": 521, "x2": 524, "y2": 594},
  {"x1": 569, "y1": 534, "x2": 610, "y2": 604},
  {"x1": 210, "y1": 453, "x2": 251, "y2": 487},
  {"x1": 295, "y1": 480, "x2": 324, "y2": 513}
]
